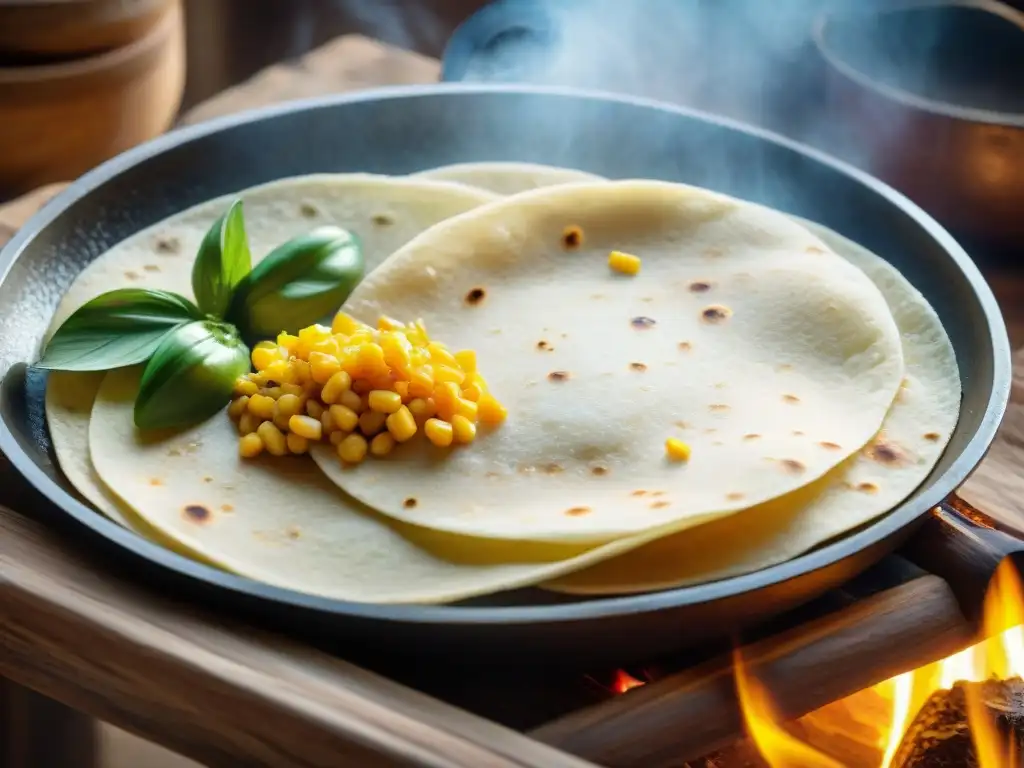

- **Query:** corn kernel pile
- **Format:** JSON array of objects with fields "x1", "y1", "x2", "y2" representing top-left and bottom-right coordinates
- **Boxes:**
[{"x1": 228, "y1": 312, "x2": 507, "y2": 464}]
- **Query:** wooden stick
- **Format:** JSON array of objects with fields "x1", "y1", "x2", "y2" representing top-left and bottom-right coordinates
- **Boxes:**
[
  {"x1": 531, "y1": 575, "x2": 973, "y2": 768},
  {"x1": 0, "y1": 508, "x2": 596, "y2": 768}
]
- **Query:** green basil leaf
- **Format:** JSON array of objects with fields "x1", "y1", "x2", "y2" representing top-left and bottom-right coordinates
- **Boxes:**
[
  {"x1": 226, "y1": 226, "x2": 363, "y2": 340},
  {"x1": 192, "y1": 199, "x2": 252, "y2": 318},
  {"x1": 37, "y1": 288, "x2": 202, "y2": 371},
  {"x1": 134, "y1": 319, "x2": 250, "y2": 431}
]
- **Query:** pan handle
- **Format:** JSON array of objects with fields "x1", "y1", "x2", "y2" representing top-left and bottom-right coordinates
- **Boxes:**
[{"x1": 901, "y1": 493, "x2": 1024, "y2": 623}]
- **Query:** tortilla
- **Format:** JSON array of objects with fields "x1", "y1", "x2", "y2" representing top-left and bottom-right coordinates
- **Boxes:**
[
  {"x1": 412, "y1": 162, "x2": 605, "y2": 195},
  {"x1": 316, "y1": 181, "x2": 906, "y2": 544},
  {"x1": 46, "y1": 174, "x2": 498, "y2": 532},
  {"x1": 542, "y1": 219, "x2": 961, "y2": 594}
]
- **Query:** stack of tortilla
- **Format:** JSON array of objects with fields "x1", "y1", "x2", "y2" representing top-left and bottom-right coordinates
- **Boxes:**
[{"x1": 46, "y1": 161, "x2": 961, "y2": 604}]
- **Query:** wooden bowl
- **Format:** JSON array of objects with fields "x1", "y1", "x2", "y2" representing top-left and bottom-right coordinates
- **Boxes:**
[
  {"x1": 0, "y1": 0, "x2": 174, "y2": 59},
  {"x1": 0, "y1": 1, "x2": 184, "y2": 195}
]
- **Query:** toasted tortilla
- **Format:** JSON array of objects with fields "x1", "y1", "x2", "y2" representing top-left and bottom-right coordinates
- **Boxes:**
[
  {"x1": 542, "y1": 219, "x2": 961, "y2": 593},
  {"x1": 411, "y1": 161, "x2": 604, "y2": 195},
  {"x1": 316, "y1": 181, "x2": 906, "y2": 543},
  {"x1": 47, "y1": 174, "x2": 497, "y2": 532}
]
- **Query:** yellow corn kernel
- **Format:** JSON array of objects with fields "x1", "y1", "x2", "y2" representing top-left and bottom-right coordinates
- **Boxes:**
[
  {"x1": 477, "y1": 393, "x2": 508, "y2": 425},
  {"x1": 280, "y1": 382, "x2": 305, "y2": 397},
  {"x1": 340, "y1": 389, "x2": 364, "y2": 413},
  {"x1": 328, "y1": 404, "x2": 359, "y2": 432},
  {"x1": 451, "y1": 414, "x2": 477, "y2": 444},
  {"x1": 386, "y1": 405, "x2": 417, "y2": 443},
  {"x1": 433, "y1": 365, "x2": 466, "y2": 386},
  {"x1": 368, "y1": 389, "x2": 402, "y2": 414},
  {"x1": 257, "y1": 421, "x2": 288, "y2": 456},
  {"x1": 290, "y1": 359, "x2": 312, "y2": 385},
  {"x1": 228, "y1": 396, "x2": 249, "y2": 420},
  {"x1": 287, "y1": 432, "x2": 309, "y2": 454},
  {"x1": 320, "y1": 409, "x2": 335, "y2": 434},
  {"x1": 274, "y1": 412, "x2": 291, "y2": 432},
  {"x1": 377, "y1": 315, "x2": 404, "y2": 331},
  {"x1": 277, "y1": 332, "x2": 300, "y2": 355},
  {"x1": 306, "y1": 399, "x2": 325, "y2": 420},
  {"x1": 288, "y1": 414, "x2": 322, "y2": 440},
  {"x1": 309, "y1": 336, "x2": 341, "y2": 358},
  {"x1": 380, "y1": 331, "x2": 412, "y2": 374},
  {"x1": 298, "y1": 323, "x2": 332, "y2": 344},
  {"x1": 251, "y1": 343, "x2": 282, "y2": 371},
  {"x1": 330, "y1": 430, "x2": 346, "y2": 446},
  {"x1": 264, "y1": 359, "x2": 293, "y2": 384},
  {"x1": 351, "y1": 378, "x2": 372, "y2": 395},
  {"x1": 370, "y1": 432, "x2": 396, "y2": 457},
  {"x1": 332, "y1": 311, "x2": 366, "y2": 336},
  {"x1": 320, "y1": 371, "x2": 353, "y2": 404},
  {"x1": 407, "y1": 397, "x2": 436, "y2": 421},
  {"x1": 608, "y1": 250, "x2": 642, "y2": 275},
  {"x1": 356, "y1": 343, "x2": 388, "y2": 378},
  {"x1": 359, "y1": 410, "x2": 387, "y2": 436},
  {"x1": 347, "y1": 330, "x2": 375, "y2": 346},
  {"x1": 427, "y1": 342, "x2": 457, "y2": 367},
  {"x1": 238, "y1": 412, "x2": 262, "y2": 436},
  {"x1": 454, "y1": 349, "x2": 477, "y2": 374},
  {"x1": 233, "y1": 377, "x2": 259, "y2": 397},
  {"x1": 461, "y1": 383, "x2": 484, "y2": 402},
  {"x1": 247, "y1": 372, "x2": 267, "y2": 387},
  {"x1": 309, "y1": 351, "x2": 342, "y2": 384},
  {"x1": 247, "y1": 393, "x2": 276, "y2": 420},
  {"x1": 275, "y1": 393, "x2": 303, "y2": 420},
  {"x1": 455, "y1": 397, "x2": 478, "y2": 421},
  {"x1": 665, "y1": 438, "x2": 691, "y2": 462},
  {"x1": 408, "y1": 319, "x2": 431, "y2": 346},
  {"x1": 469, "y1": 372, "x2": 488, "y2": 391},
  {"x1": 407, "y1": 367, "x2": 435, "y2": 398},
  {"x1": 394, "y1": 381, "x2": 410, "y2": 400},
  {"x1": 432, "y1": 381, "x2": 462, "y2": 421},
  {"x1": 239, "y1": 432, "x2": 264, "y2": 458},
  {"x1": 424, "y1": 418, "x2": 454, "y2": 447},
  {"x1": 262, "y1": 385, "x2": 283, "y2": 400},
  {"x1": 337, "y1": 433, "x2": 368, "y2": 464}
]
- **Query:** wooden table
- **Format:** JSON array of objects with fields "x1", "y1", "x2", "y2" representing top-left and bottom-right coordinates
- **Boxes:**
[{"x1": 3, "y1": 34, "x2": 1024, "y2": 768}]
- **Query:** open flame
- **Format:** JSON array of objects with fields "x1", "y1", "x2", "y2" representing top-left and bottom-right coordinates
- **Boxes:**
[
  {"x1": 611, "y1": 669, "x2": 645, "y2": 695},
  {"x1": 737, "y1": 558, "x2": 1024, "y2": 767}
]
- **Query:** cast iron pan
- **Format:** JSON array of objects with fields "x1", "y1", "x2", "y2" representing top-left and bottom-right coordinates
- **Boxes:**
[{"x1": 0, "y1": 85, "x2": 1011, "y2": 669}]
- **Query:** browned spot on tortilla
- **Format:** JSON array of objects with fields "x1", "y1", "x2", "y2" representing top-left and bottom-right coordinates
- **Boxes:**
[
  {"x1": 866, "y1": 439, "x2": 909, "y2": 466},
  {"x1": 704, "y1": 247, "x2": 724, "y2": 258},
  {"x1": 372, "y1": 213, "x2": 394, "y2": 226},
  {"x1": 465, "y1": 287, "x2": 486, "y2": 305},
  {"x1": 792, "y1": 430, "x2": 805, "y2": 437},
  {"x1": 542, "y1": 463, "x2": 564, "y2": 475},
  {"x1": 806, "y1": 245, "x2": 826, "y2": 254},
  {"x1": 782, "y1": 394, "x2": 800, "y2": 404},
  {"x1": 819, "y1": 441, "x2": 842, "y2": 451},
  {"x1": 641, "y1": 297, "x2": 654, "y2": 304},
  {"x1": 701, "y1": 305, "x2": 732, "y2": 323},
  {"x1": 780, "y1": 459, "x2": 806, "y2": 474},
  {"x1": 286, "y1": 526, "x2": 301, "y2": 539},
  {"x1": 689, "y1": 280, "x2": 712, "y2": 293},
  {"x1": 714, "y1": 382, "x2": 727, "y2": 389},
  {"x1": 924, "y1": 432, "x2": 941, "y2": 442},
  {"x1": 629, "y1": 362, "x2": 647, "y2": 372},
  {"x1": 713, "y1": 440, "x2": 725, "y2": 446},
  {"x1": 220, "y1": 504, "x2": 234, "y2": 512},
  {"x1": 202, "y1": 476, "x2": 213, "y2": 483},
  {"x1": 631, "y1": 316, "x2": 656, "y2": 329},
  {"x1": 403, "y1": 497, "x2": 418, "y2": 509},
  {"x1": 631, "y1": 490, "x2": 648, "y2": 497},
  {"x1": 561, "y1": 332, "x2": 569, "y2": 339},
  {"x1": 591, "y1": 293, "x2": 605, "y2": 300},
  {"x1": 777, "y1": 363, "x2": 794, "y2": 372},
  {"x1": 548, "y1": 370, "x2": 570, "y2": 382},
  {"x1": 743, "y1": 433, "x2": 761, "y2": 441},
  {"x1": 650, "y1": 500, "x2": 671, "y2": 509},
  {"x1": 182, "y1": 505, "x2": 211, "y2": 523},
  {"x1": 650, "y1": 491, "x2": 666, "y2": 497},
  {"x1": 709, "y1": 403, "x2": 730, "y2": 412},
  {"x1": 562, "y1": 225, "x2": 583, "y2": 249},
  {"x1": 148, "y1": 478, "x2": 162, "y2": 486},
  {"x1": 674, "y1": 420, "x2": 689, "y2": 429},
  {"x1": 726, "y1": 492, "x2": 745, "y2": 502},
  {"x1": 566, "y1": 506, "x2": 591, "y2": 516},
  {"x1": 300, "y1": 202, "x2": 319, "y2": 218},
  {"x1": 155, "y1": 236, "x2": 180, "y2": 254},
  {"x1": 591, "y1": 466, "x2": 609, "y2": 476},
  {"x1": 144, "y1": 264, "x2": 160, "y2": 272},
  {"x1": 537, "y1": 340, "x2": 553, "y2": 351},
  {"x1": 124, "y1": 270, "x2": 140, "y2": 280},
  {"x1": 856, "y1": 482, "x2": 880, "y2": 494},
  {"x1": 704, "y1": 427, "x2": 717, "y2": 434}
]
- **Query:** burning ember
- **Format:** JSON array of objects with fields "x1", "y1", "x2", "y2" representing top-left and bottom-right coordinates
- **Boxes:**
[{"x1": 732, "y1": 558, "x2": 1024, "y2": 767}]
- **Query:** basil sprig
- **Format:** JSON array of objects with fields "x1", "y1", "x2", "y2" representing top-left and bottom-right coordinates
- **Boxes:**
[{"x1": 36, "y1": 198, "x2": 366, "y2": 431}]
